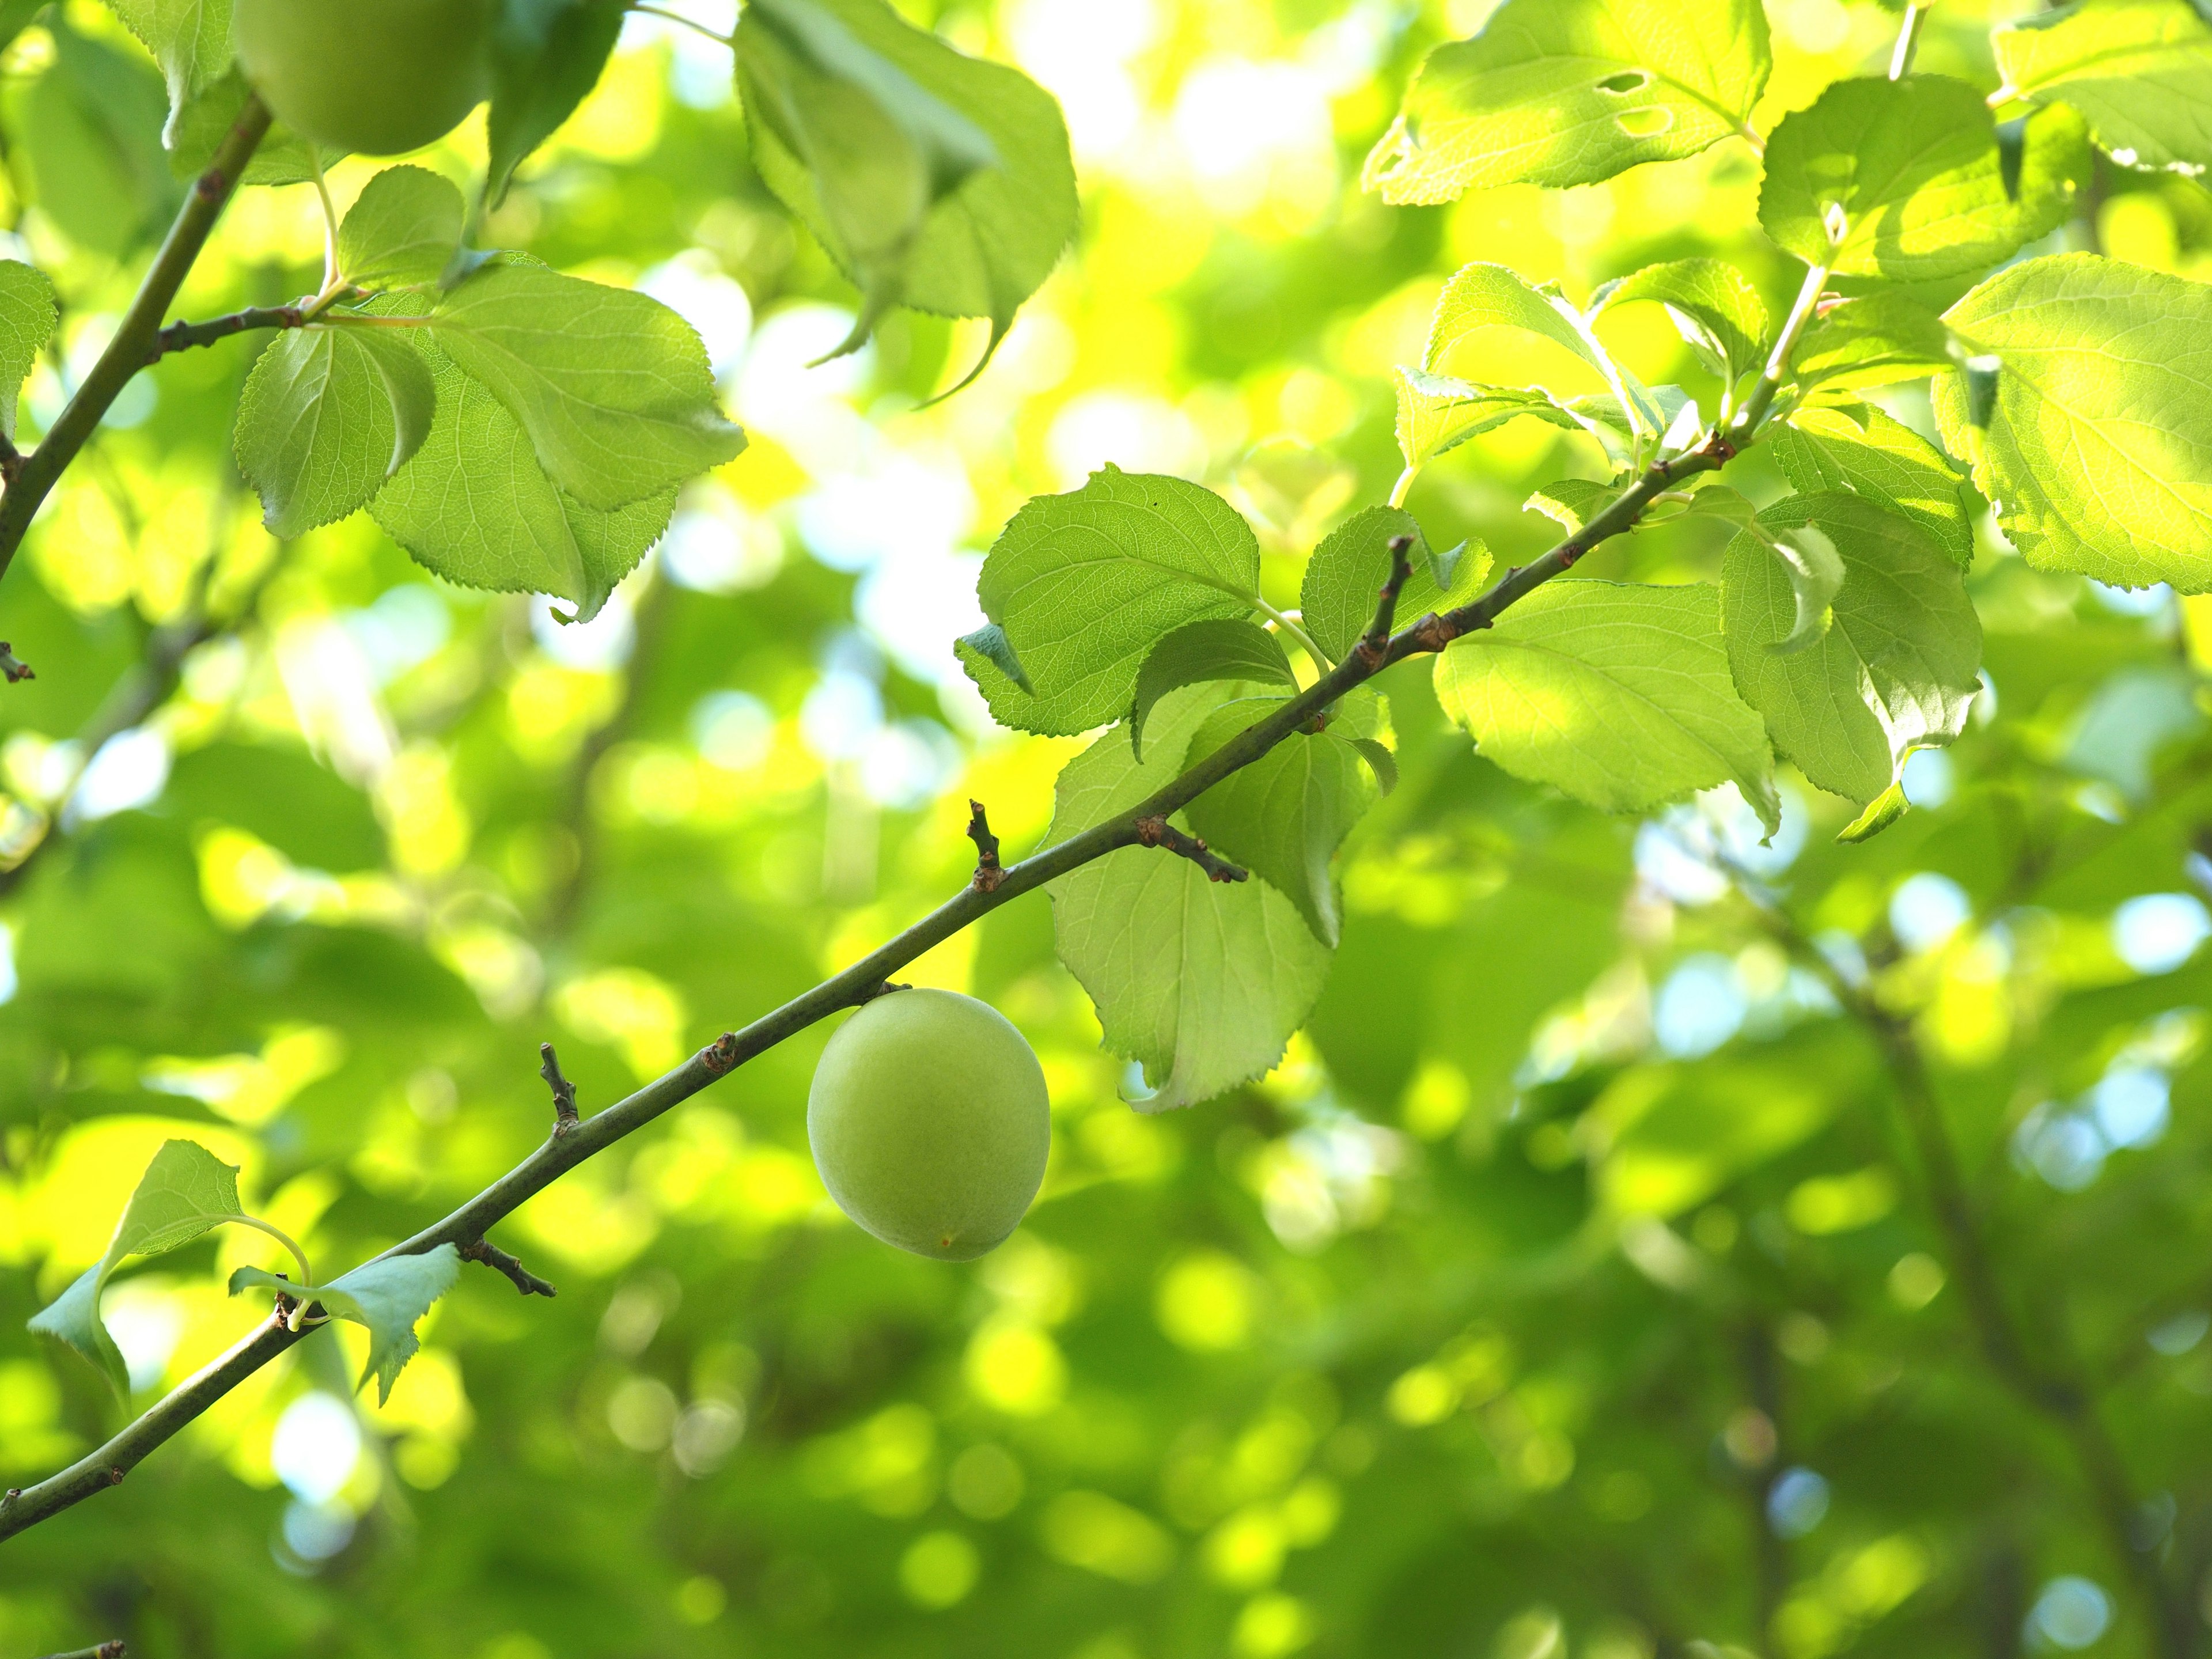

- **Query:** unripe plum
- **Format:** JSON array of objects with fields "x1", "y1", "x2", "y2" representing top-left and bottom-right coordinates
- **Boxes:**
[
  {"x1": 234, "y1": 0, "x2": 494, "y2": 157},
  {"x1": 807, "y1": 988, "x2": 1050, "y2": 1261}
]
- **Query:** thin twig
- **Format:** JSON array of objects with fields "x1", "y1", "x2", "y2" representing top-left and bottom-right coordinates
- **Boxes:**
[
  {"x1": 0, "y1": 641, "x2": 31, "y2": 682},
  {"x1": 1133, "y1": 815, "x2": 1247, "y2": 882},
  {"x1": 459, "y1": 1237, "x2": 557, "y2": 1298},
  {"x1": 147, "y1": 304, "x2": 303, "y2": 364},
  {"x1": 966, "y1": 799, "x2": 1006, "y2": 892},
  {"x1": 1889, "y1": 4, "x2": 1931, "y2": 80},
  {"x1": 1357, "y1": 533, "x2": 1415, "y2": 666},
  {"x1": 0, "y1": 424, "x2": 1760, "y2": 1546},
  {"x1": 1731, "y1": 873, "x2": 2195, "y2": 1659},
  {"x1": 540, "y1": 1043, "x2": 581, "y2": 1138},
  {"x1": 0, "y1": 97, "x2": 270, "y2": 589},
  {"x1": 37, "y1": 1643, "x2": 124, "y2": 1659}
]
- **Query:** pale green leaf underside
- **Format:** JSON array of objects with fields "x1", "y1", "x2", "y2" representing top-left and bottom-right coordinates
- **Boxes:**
[
  {"x1": 1435, "y1": 579, "x2": 1779, "y2": 831},
  {"x1": 373, "y1": 337, "x2": 673, "y2": 623},
  {"x1": 1759, "y1": 75, "x2": 2086, "y2": 282},
  {"x1": 1425, "y1": 262, "x2": 1664, "y2": 435},
  {"x1": 740, "y1": 0, "x2": 1075, "y2": 372},
  {"x1": 1932, "y1": 253, "x2": 2212, "y2": 591},
  {"x1": 1769, "y1": 402, "x2": 1972, "y2": 567},
  {"x1": 29, "y1": 1140, "x2": 272, "y2": 1397},
  {"x1": 232, "y1": 1245, "x2": 461, "y2": 1404},
  {"x1": 236, "y1": 327, "x2": 436, "y2": 538},
  {"x1": 1395, "y1": 369, "x2": 1581, "y2": 471},
  {"x1": 1995, "y1": 0, "x2": 2212, "y2": 177},
  {"x1": 1300, "y1": 504, "x2": 1491, "y2": 662},
  {"x1": 1363, "y1": 0, "x2": 1770, "y2": 202},
  {"x1": 1791, "y1": 293, "x2": 1957, "y2": 396},
  {"x1": 965, "y1": 466, "x2": 1262, "y2": 736},
  {"x1": 339, "y1": 165, "x2": 466, "y2": 286},
  {"x1": 431, "y1": 262, "x2": 743, "y2": 512},
  {"x1": 1185, "y1": 691, "x2": 1382, "y2": 948},
  {"x1": 1047, "y1": 684, "x2": 1330, "y2": 1112},
  {"x1": 1591, "y1": 256, "x2": 1769, "y2": 387},
  {"x1": 1129, "y1": 618, "x2": 1295, "y2": 759},
  {"x1": 0, "y1": 259, "x2": 56, "y2": 442},
  {"x1": 1722, "y1": 492, "x2": 1982, "y2": 806}
]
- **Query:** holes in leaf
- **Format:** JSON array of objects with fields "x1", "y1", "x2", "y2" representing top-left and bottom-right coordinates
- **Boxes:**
[
  {"x1": 1614, "y1": 107, "x2": 1674, "y2": 139},
  {"x1": 1596, "y1": 70, "x2": 1650, "y2": 95}
]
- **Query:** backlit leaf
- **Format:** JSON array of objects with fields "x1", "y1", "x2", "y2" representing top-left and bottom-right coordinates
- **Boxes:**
[
  {"x1": 1932, "y1": 253, "x2": 2212, "y2": 590},
  {"x1": 1364, "y1": 0, "x2": 1770, "y2": 202},
  {"x1": 1994, "y1": 0, "x2": 2212, "y2": 177},
  {"x1": 236, "y1": 325, "x2": 437, "y2": 537},
  {"x1": 1434, "y1": 580, "x2": 1779, "y2": 831}
]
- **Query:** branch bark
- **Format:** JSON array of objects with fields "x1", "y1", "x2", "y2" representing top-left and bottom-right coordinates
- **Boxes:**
[
  {"x1": 0, "y1": 97, "x2": 270, "y2": 590},
  {"x1": 0, "y1": 426, "x2": 1750, "y2": 1545},
  {"x1": 1736, "y1": 880, "x2": 2196, "y2": 1659}
]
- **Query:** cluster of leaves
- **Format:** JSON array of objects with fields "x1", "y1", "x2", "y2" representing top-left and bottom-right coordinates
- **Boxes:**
[
  {"x1": 15, "y1": 0, "x2": 1075, "y2": 620},
  {"x1": 950, "y1": 0, "x2": 2212, "y2": 1124}
]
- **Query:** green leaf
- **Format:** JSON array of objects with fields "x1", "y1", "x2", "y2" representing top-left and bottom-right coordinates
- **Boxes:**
[
  {"x1": 338, "y1": 165, "x2": 465, "y2": 286},
  {"x1": 235, "y1": 325, "x2": 437, "y2": 537},
  {"x1": 29, "y1": 1141, "x2": 300, "y2": 1398},
  {"x1": 1128, "y1": 619, "x2": 1295, "y2": 760},
  {"x1": 1759, "y1": 75, "x2": 2088, "y2": 282},
  {"x1": 1590, "y1": 257, "x2": 1770, "y2": 389},
  {"x1": 231, "y1": 1245, "x2": 461, "y2": 1404},
  {"x1": 1524, "y1": 478, "x2": 1619, "y2": 535},
  {"x1": 28, "y1": 1263, "x2": 128, "y2": 1397},
  {"x1": 25, "y1": 22, "x2": 179, "y2": 257},
  {"x1": 1348, "y1": 737, "x2": 1399, "y2": 796},
  {"x1": 485, "y1": 0, "x2": 627, "y2": 206},
  {"x1": 1423, "y1": 262, "x2": 1665, "y2": 437},
  {"x1": 372, "y1": 331, "x2": 672, "y2": 622},
  {"x1": 1434, "y1": 579, "x2": 1779, "y2": 831},
  {"x1": 957, "y1": 622, "x2": 1031, "y2": 694},
  {"x1": 1363, "y1": 0, "x2": 1770, "y2": 202},
  {"x1": 164, "y1": 65, "x2": 328, "y2": 186},
  {"x1": 1721, "y1": 492, "x2": 1982, "y2": 805},
  {"x1": 104, "y1": 0, "x2": 231, "y2": 126},
  {"x1": 429, "y1": 262, "x2": 744, "y2": 511},
  {"x1": 1837, "y1": 777, "x2": 1911, "y2": 842},
  {"x1": 1725, "y1": 501, "x2": 1847, "y2": 657},
  {"x1": 0, "y1": 260, "x2": 57, "y2": 444},
  {"x1": 738, "y1": 0, "x2": 1075, "y2": 376},
  {"x1": 1298, "y1": 505, "x2": 1491, "y2": 662},
  {"x1": 1791, "y1": 292, "x2": 1959, "y2": 395},
  {"x1": 1994, "y1": 0, "x2": 2212, "y2": 177},
  {"x1": 1184, "y1": 690, "x2": 1382, "y2": 947},
  {"x1": 1046, "y1": 684, "x2": 1331, "y2": 1111},
  {"x1": 959, "y1": 467, "x2": 1262, "y2": 736},
  {"x1": 1931, "y1": 253, "x2": 2212, "y2": 591},
  {"x1": 1768, "y1": 402, "x2": 1972, "y2": 567},
  {"x1": 1394, "y1": 370, "x2": 1581, "y2": 471}
]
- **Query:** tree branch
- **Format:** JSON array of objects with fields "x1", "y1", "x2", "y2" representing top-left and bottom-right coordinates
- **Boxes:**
[
  {"x1": 1355, "y1": 533, "x2": 1415, "y2": 667},
  {"x1": 1133, "y1": 815, "x2": 1247, "y2": 882},
  {"x1": 146, "y1": 304, "x2": 303, "y2": 365},
  {"x1": 0, "y1": 96, "x2": 270, "y2": 593},
  {"x1": 0, "y1": 426, "x2": 1758, "y2": 1545},
  {"x1": 37, "y1": 1643, "x2": 124, "y2": 1659},
  {"x1": 539, "y1": 1042, "x2": 581, "y2": 1138},
  {"x1": 458, "y1": 1237, "x2": 557, "y2": 1298},
  {"x1": 966, "y1": 799, "x2": 1006, "y2": 891},
  {"x1": 1733, "y1": 878, "x2": 2195, "y2": 1659}
]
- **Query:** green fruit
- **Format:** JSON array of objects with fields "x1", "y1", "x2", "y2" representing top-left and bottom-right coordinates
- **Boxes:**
[
  {"x1": 807, "y1": 988, "x2": 1050, "y2": 1261},
  {"x1": 234, "y1": 0, "x2": 494, "y2": 157}
]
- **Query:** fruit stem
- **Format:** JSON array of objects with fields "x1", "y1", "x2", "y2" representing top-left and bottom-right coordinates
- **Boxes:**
[
  {"x1": 0, "y1": 96, "x2": 272, "y2": 600},
  {"x1": 629, "y1": 3, "x2": 734, "y2": 47}
]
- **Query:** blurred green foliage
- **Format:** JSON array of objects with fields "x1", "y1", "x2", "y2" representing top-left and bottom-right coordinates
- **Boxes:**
[{"x1": 3, "y1": 2, "x2": 2212, "y2": 1657}]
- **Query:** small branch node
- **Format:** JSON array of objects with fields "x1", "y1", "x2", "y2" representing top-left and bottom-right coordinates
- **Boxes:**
[
  {"x1": 0, "y1": 642, "x2": 35, "y2": 683},
  {"x1": 539, "y1": 1041, "x2": 581, "y2": 1137},
  {"x1": 859, "y1": 980, "x2": 912, "y2": 1003},
  {"x1": 1133, "y1": 815, "x2": 1248, "y2": 883},
  {"x1": 459, "y1": 1237, "x2": 558, "y2": 1298},
  {"x1": 99, "y1": 1643, "x2": 128, "y2": 1659},
  {"x1": 104, "y1": 1465, "x2": 125, "y2": 1487},
  {"x1": 1558, "y1": 541, "x2": 1588, "y2": 569},
  {"x1": 697, "y1": 1031, "x2": 741, "y2": 1076},
  {"x1": 965, "y1": 798, "x2": 1007, "y2": 892},
  {"x1": 2, "y1": 1487, "x2": 19, "y2": 1508}
]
